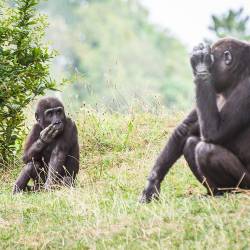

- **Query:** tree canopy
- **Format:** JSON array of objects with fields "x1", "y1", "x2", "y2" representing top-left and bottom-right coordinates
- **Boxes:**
[{"x1": 209, "y1": 8, "x2": 250, "y2": 40}]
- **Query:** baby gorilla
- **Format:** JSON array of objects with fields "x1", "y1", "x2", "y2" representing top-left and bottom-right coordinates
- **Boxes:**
[{"x1": 13, "y1": 97, "x2": 79, "y2": 194}]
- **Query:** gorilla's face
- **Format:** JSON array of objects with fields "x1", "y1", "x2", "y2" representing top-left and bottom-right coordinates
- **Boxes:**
[
  {"x1": 35, "y1": 98, "x2": 66, "y2": 132},
  {"x1": 211, "y1": 46, "x2": 233, "y2": 92},
  {"x1": 43, "y1": 106, "x2": 65, "y2": 132}
]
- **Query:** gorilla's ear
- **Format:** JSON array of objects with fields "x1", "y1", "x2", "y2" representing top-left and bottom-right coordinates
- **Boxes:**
[
  {"x1": 35, "y1": 112, "x2": 39, "y2": 122},
  {"x1": 224, "y1": 50, "x2": 232, "y2": 65}
]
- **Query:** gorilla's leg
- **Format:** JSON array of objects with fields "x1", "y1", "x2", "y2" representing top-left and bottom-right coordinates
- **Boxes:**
[
  {"x1": 183, "y1": 136, "x2": 204, "y2": 182},
  {"x1": 61, "y1": 145, "x2": 79, "y2": 187},
  {"x1": 32, "y1": 164, "x2": 47, "y2": 191},
  {"x1": 13, "y1": 161, "x2": 46, "y2": 194},
  {"x1": 139, "y1": 110, "x2": 198, "y2": 203},
  {"x1": 183, "y1": 136, "x2": 218, "y2": 194},
  {"x1": 196, "y1": 142, "x2": 250, "y2": 191}
]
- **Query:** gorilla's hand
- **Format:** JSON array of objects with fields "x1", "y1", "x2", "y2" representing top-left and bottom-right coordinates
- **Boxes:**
[
  {"x1": 139, "y1": 178, "x2": 160, "y2": 203},
  {"x1": 39, "y1": 124, "x2": 60, "y2": 144},
  {"x1": 190, "y1": 43, "x2": 214, "y2": 75}
]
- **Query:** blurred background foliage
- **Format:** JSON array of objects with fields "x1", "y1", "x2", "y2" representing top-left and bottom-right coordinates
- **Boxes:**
[
  {"x1": 39, "y1": 0, "x2": 250, "y2": 112},
  {"x1": 209, "y1": 8, "x2": 250, "y2": 40},
  {"x1": 40, "y1": 0, "x2": 194, "y2": 111}
]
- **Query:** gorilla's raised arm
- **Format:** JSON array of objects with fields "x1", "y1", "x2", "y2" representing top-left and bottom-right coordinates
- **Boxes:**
[{"x1": 192, "y1": 42, "x2": 250, "y2": 144}]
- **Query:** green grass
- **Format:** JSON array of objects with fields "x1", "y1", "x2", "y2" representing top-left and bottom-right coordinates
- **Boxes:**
[{"x1": 0, "y1": 109, "x2": 249, "y2": 249}]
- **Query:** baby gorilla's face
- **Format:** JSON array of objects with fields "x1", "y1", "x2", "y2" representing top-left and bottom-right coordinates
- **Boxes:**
[{"x1": 44, "y1": 106, "x2": 65, "y2": 133}]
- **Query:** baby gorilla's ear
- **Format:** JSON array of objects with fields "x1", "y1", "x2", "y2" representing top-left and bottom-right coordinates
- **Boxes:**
[{"x1": 35, "y1": 112, "x2": 39, "y2": 122}]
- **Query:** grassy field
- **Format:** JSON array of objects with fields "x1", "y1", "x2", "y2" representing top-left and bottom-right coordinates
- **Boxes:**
[{"x1": 0, "y1": 109, "x2": 249, "y2": 249}]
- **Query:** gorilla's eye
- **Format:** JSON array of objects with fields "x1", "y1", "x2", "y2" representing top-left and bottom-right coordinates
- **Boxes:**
[
  {"x1": 56, "y1": 110, "x2": 61, "y2": 115},
  {"x1": 47, "y1": 111, "x2": 52, "y2": 117},
  {"x1": 224, "y1": 50, "x2": 232, "y2": 65}
]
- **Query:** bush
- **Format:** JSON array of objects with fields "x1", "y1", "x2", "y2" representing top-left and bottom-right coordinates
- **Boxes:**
[{"x1": 0, "y1": 0, "x2": 56, "y2": 163}]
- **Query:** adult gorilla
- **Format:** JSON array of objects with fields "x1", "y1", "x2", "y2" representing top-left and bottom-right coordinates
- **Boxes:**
[{"x1": 140, "y1": 38, "x2": 250, "y2": 203}]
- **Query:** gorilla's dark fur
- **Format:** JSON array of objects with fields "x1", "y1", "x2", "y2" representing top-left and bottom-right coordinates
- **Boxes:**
[
  {"x1": 140, "y1": 38, "x2": 250, "y2": 203},
  {"x1": 13, "y1": 97, "x2": 79, "y2": 194}
]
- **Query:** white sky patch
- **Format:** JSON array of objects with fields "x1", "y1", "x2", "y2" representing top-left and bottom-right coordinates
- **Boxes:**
[{"x1": 140, "y1": 0, "x2": 250, "y2": 48}]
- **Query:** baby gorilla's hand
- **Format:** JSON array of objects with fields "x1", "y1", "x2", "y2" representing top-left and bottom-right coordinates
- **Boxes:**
[
  {"x1": 190, "y1": 43, "x2": 214, "y2": 75},
  {"x1": 40, "y1": 124, "x2": 60, "y2": 144}
]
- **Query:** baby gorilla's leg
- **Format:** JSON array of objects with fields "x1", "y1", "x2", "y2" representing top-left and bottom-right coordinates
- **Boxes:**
[{"x1": 13, "y1": 161, "x2": 44, "y2": 194}]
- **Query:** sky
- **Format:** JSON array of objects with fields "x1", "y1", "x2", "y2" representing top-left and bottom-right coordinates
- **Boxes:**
[{"x1": 140, "y1": 0, "x2": 250, "y2": 48}]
